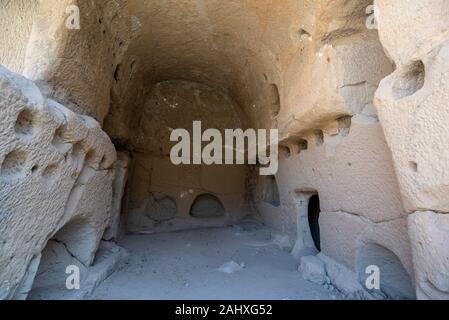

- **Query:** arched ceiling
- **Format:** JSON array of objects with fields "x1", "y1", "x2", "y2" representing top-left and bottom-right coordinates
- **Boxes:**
[
  {"x1": 116, "y1": 0, "x2": 306, "y2": 129},
  {"x1": 0, "y1": 0, "x2": 374, "y2": 137}
]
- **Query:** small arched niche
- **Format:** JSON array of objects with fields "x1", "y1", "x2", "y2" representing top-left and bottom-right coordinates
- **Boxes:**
[
  {"x1": 261, "y1": 175, "x2": 281, "y2": 207},
  {"x1": 392, "y1": 60, "x2": 425, "y2": 100},
  {"x1": 189, "y1": 194, "x2": 225, "y2": 219},
  {"x1": 28, "y1": 217, "x2": 97, "y2": 299},
  {"x1": 356, "y1": 243, "x2": 415, "y2": 300}
]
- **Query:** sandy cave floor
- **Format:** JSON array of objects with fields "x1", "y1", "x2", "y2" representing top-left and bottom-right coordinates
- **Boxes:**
[{"x1": 90, "y1": 225, "x2": 343, "y2": 300}]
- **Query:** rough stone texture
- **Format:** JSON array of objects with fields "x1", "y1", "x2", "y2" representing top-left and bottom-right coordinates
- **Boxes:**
[
  {"x1": 375, "y1": 0, "x2": 449, "y2": 66},
  {"x1": 22, "y1": 0, "x2": 139, "y2": 122},
  {"x1": 299, "y1": 255, "x2": 327, "y2": 285},
  {"x1": 128, "y1": 80, "x2": 247, "y2": 154},
  {"x1": 12, "y1": 253, "x2": 41, "y2": 300},
  {"x1": 275, "y1": 118, "x2": 405, "y2": 225},
  {"x1": 127, "y1": 155, "x2": 247, "y2": 234},
  {"x1": 0, "y1": 66, "x2": 116, "y2": 299},
  {"x1": 0, "y1": 0, "x2": 38, "y2": 73},
  {"x1": 408, "y1": 212, "x2": 449, "y2": 300},
  {"x1": 356, "y1": 242, "x2": 415, "y2": 300},
  {"x1": 255, "y1": 5, "x2": 402, "y2": 259},
  {"x1": 373, "y1": 0, "x2": 449, "y2": 300},
  {"x1": 1, "y1": 0, "x2": 448, "y2": 300},
  {"x1": 374, "y1": 0, "x2": 449, "y2": 211},
  {"x1": 103, "y1": 152, "x2": 129, "y2": 241},
  {"x1": 317, "y1": 253, "x2": 372, "y2": 299},
  {"x1": 28, "y1": 240, "x2": 128, "y2": 300},
  {"x1": 122, "y1": 81, "x2": 249, "y2": 234},
  {"x1": 281, "y1": 34, "x2": 392, "y2": 137},
  {"x1": 190, "y1": 194, "x2": 226, "y2": 219},
  {"x1": 319, "y1": 212, "x2": 413, "y2": 275},
  {"x1": 375, "y1": 44, "x2": 449, "y2": 212}
]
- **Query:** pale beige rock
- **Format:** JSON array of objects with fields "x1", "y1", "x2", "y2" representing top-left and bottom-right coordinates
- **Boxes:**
[
  {"x1": 317, "y1": 253, "x2": 371, "y2": 299},
  {"x1": 375, "y1": 40, "x2": 449, "y2": 212},
  {"x1": 408, "y1": 212, "x2": 449, "y2": 300},
  {"x1": 373, "y1": 2, "x2": 449, "y2": 300},
  {"x1": 0, "y1": 0, "x2": 37, "y2": 73},
  {"x1": 375, "y1": 0, "x2": 449, "y2": 65},
  {"x1": 0, "y1": 66, "x2": 116, "y2": 299},
  {"x1": 0, "y1": 0, "x2": 448, "y2": 300},
  {"x1": 299, "y1": 255, "x2": 327, "y2": 285},
  {"x1": 281, "y1": 34, "x2": 392, "y2": 137}
]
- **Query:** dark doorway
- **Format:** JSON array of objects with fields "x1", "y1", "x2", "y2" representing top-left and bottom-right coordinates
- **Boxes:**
[{"x1": 308, "y1": 194, "x2": 321, "y2": 251}]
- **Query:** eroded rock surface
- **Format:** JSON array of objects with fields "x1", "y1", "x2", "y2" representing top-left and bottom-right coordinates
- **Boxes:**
[
  {"x1": 0, "y1": 0, "x2": 448, "y2": 300},
  {"x1": 0, "y1": 66, "x2": 116, "y2": 299}
]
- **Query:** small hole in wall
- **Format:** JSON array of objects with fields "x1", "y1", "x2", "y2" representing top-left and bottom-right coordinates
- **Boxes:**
[
  {"x1": 298, "y1": 28, "x2": 311, "y2": 39},
  {"x1": 337, "y1": 115, "x2": 352, "y2": 137},
  {"x1": 263, "y1": 73, "x2": 268, "y2": 82},
  {"x1": 297, "y1": 139, "x2": 308, "y2": 153},
  {"x1": 42, "y1": 163, "x2": 59, "y2": 188},
  {"x1": 51, "y1": 125, "x2": 70, "y2": 152},
  {"x1": 31, "y1": 165, "x2": 38, "y2": 174},
  {"x1": 315, "y1": 130, "x2": 324, "y2": 145},
  {"x1": 190, "y1": 194, "x2": 225, "y2": 218},
  {"x1": 15, "y1": 108, "x2": 36, "y2": 137},
  {"x1": 392, "y1": 60, "x2": 425, "y2": 100},
  {"x1": 70, "y1": 142, "x2": 85, "y2": 160},
  {"x1": 1, "y1": 150, "x2": 27, "y2": 183},
  {"x1": 70, "y1": 142, "x2": 86, "y2": 170},
  {"x1": 53, "y1": 126, "x2": 64, "y2": 142},
  {"x1": 308, "y1": 194, "x2": 321, "y2": 251},
  {"x1": 279, "y1": 145, "x2": 291, "y2": 158},
  {"x1": 269, "y1": 84, "x2": 280, "y2": 117},
  {"x1": 409, "y1": 161, "x2": 418, "y2": 173},
  {"x1": 84, "y1": 150, "x2": 97, "y2": 166}
]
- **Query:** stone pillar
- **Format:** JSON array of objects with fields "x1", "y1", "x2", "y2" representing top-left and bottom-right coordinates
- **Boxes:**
[{"x1": 291, "y1": 191, "x2": 319, "y2": 260}]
